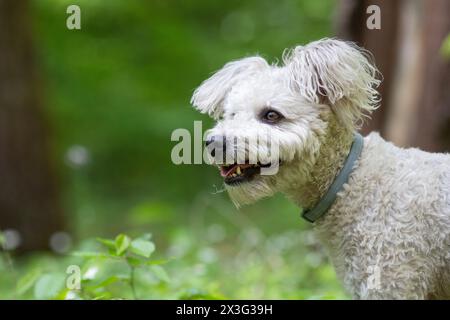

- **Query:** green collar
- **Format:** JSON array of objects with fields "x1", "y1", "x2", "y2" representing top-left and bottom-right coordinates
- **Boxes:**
[{"x1": 302, "y1": 133, "x2": 364, "y2": 223}]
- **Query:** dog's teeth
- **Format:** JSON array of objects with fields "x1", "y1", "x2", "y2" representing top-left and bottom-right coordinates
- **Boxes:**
[{"x1": 236, "y1": 167, "x2": 241, "y2": 175}]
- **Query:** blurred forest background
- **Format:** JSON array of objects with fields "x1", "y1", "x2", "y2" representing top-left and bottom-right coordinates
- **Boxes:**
[{"x1": 0, "y1": 0, "x2": 449, "y2": 299}]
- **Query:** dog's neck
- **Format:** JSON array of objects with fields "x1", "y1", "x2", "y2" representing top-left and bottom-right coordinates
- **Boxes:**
[{"x1": 284, "y1": 117, "x2": 354, "y2": 210}]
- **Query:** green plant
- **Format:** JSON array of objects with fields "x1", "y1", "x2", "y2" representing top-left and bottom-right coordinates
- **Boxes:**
[{"x1": 13, "y1": 233, "x2": 170, "y2": 300}]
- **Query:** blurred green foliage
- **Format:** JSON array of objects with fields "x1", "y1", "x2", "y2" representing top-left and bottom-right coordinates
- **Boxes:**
[
  {"x1": 0, "y1": 0, "x2": 347, "y2": 299},
  {"x1": 441, "y1": 34, "x2": 450, "y2": 59}
]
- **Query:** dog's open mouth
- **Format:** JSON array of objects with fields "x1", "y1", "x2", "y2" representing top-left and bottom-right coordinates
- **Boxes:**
[{"x1": 219, "y1": 162, "x2": 273, "y2": 185}]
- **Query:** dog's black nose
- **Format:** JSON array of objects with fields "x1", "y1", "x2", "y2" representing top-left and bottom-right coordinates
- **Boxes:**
[{"x1": 205, "y1": 135, "x2": 226, "y2": 157}]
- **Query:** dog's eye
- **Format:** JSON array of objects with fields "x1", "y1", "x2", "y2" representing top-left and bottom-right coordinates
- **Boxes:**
[{"x1": 262, "y1": 110, "x2": 283, "y2": 123}]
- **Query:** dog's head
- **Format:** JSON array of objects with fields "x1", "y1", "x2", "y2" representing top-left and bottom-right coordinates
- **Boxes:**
[{"x1": 191, "y1": 39, "x2": 380, "y2": 207}]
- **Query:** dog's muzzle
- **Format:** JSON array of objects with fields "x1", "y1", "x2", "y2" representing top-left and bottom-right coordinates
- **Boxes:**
[{"x1": 205, "y1": 135, "x2": 276, "y2": 185}]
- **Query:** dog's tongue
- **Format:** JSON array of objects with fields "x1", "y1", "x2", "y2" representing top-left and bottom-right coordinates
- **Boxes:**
[
  {"x1": 220, "y1": 163, "x2": 253, "y2": 177},
  {"x1": 220, "y1": 164, "x2": 238, "y2": 177}
]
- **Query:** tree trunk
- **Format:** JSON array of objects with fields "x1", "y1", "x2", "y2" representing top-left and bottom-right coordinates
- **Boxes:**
[
  {"x1": 0, "y1": 0, "x2": 65, "y2": 252},
  {"x1": 335, "y1": 0, "x2": 450, "y2": 152},
  {"x1": 412, "y1": 0, "x2": 450, "y2": 152},
  {"x1": 335, "y1": 0, "x2": 400, "y2": 137}
]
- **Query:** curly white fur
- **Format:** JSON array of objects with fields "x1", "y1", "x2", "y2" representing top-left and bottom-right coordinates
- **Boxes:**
[{"x1": 191, "y1": 38, "x2": 450, "y2": 299}]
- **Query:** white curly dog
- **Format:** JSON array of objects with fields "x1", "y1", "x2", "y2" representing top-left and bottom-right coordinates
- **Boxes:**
[{"x1": 190, "y1": 39, "x2": 450, "y2": 299}]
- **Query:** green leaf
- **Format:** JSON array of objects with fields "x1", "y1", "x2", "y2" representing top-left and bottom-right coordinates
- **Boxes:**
[
  {"x1": 96, "y1": 238, "x2": 116, "y2": 249},
  {"x1": 126, "y1": 256, "x2": 144, "y2": 267},
  {"x1": 92, "y1": 294, "x2": 110, "y2": 300},
  {"x1": 145, "y1": 258, "x2": 171, "y2": 266},
  {"x1": 114, "y1": 234, "x2": 131, "y2": 256},
  {"x1": 34, "y1": 274, "x2": 65, "y2": 300},
  {"x1": 16, "y1": 269, "x2": 41, "y2": 295},
  {"x1": 130, "y1": 239, "x2": 155, "y2": 258},
  {"x1": 71, "y1": 251, "x2": 110, "y2": 259},
  {"x1": 150, "y1": 265, "x2": 170, "y2": 283},
  {"x1": 91, "y1": 275, "x2": 129, "y2": 289}
]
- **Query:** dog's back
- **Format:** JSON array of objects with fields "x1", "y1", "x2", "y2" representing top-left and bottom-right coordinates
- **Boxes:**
[{"x1": 317, "y1": 132, "x2": 450, "y2": 299}]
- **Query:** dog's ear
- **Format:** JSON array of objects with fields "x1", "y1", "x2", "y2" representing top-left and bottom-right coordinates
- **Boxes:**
[
  {"x1": 191, "y1": 57, "x2": 269, "y2": 119},
  {"x1": 284, "y1": 38, "x2": 381, "y2": 128}
]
